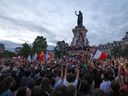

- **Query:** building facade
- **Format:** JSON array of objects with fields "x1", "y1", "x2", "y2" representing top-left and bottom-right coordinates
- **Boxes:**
[{"x1": 98, "y1": 32, "x2": 128, "y2": 55}]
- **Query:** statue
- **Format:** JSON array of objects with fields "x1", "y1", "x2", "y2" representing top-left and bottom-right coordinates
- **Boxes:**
[{"x1": 75, "y1": 11, "x2": 83, "y2": 26}]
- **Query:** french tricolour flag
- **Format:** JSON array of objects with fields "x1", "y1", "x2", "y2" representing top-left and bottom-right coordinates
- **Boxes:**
[{"x1": 93, "y1": 49, "x2": 107, "y2": 60}]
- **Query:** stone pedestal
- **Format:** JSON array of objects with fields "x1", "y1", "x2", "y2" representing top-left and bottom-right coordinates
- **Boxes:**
[
  {"x1": 66, "y1": 12, "x2": 91, "y2": 63},
  {"x1": 71, "y1": 25, "x2": 89, "y2": 48},
  {"x1": 67, "y1": 25, "x2": 90, "y2": 59}
]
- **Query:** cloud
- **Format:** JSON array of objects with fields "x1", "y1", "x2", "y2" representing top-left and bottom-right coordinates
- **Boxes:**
[
  {"x1": 2, "y1": 40, "x2": 21, "y2": 51},
  {"x1": 0, "y1": 0, "x2": 128, "y2": 50}
]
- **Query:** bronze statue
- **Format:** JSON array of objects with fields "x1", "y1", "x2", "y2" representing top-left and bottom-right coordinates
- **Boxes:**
[{"x1": 75, "y1": 11, "x2": 83, "y2": 26}]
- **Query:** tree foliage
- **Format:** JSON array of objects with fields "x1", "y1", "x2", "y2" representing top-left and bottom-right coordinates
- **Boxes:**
[
  {"x1": 17, "y1": 36, "x2": 47, "y2": 58},
  {"x1": 0, "y1": 50, "x2": 16, "y2": 58},
  {"x1": 121, "y1": 45, "x2": 128, "y2": 57},
  {"x1": 32, "y1": 36, "x2": 47, "y2": 54},
  {"x1": 111, "y1": 45, "x2": 128, "y2": 57},
  {"x1": 20, "y1": 43, "x2": 31, "y2": 58},
  {"x1": 111, "y1": 46, "x2": 122, "y2": 57},
  {"x1": 54, "y1": 40, "x2": 69, "y2": 58}
]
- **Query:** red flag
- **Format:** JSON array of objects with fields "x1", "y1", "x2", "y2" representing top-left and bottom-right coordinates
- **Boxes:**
[
  {"x1": 38, "y1": 51, "x2": 43, "y2": 61},
  {"x1": 93, "y1": 49, "x2": 107, "y2": 60},
  {"x1": 99, "y1": 52, "x2": 107, "y2": 60}
]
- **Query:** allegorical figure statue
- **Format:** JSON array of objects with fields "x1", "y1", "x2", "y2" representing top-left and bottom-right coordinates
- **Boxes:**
[{"x1": 75, "y1": 11, "x2": 83, "y2": 26}]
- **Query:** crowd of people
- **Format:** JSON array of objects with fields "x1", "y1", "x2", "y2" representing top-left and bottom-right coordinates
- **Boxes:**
[{"x1": 0, "y1": 56, "x2": 128, "y2": 96}]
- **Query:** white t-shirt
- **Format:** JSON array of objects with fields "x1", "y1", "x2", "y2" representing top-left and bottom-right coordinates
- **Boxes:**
[
  {"x1": 100, "y1": 80, "x2": 111, "y2": 93},
  {"x1": 63, "y1": 78, "x2": 78, "y2": 87}
]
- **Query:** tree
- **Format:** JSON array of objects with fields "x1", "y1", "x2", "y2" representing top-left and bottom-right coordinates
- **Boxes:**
[
  {"x1": 32, "y1": 36, "x2": 47, "y2": 54},
  {"x1": 20, "y1": 43, "x2": 31, "y2": 58},
  {"x1": 54, "y1": 40, "x2": 69, "y2": 58},
  {"x1": 121, "y1": 45, "x2": 128, "y2": 57},
  {"x1": 111, "y1": 46, "x2": 122, "y2": 57},
  {"x1": 0, "y1": 50, "x2": 16, "y2": 58}
]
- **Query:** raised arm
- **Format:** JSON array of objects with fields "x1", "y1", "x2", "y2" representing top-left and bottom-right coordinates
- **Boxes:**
[
  {"x1": 60, "y1": 66, "x2": 64, "y2": 80},
  {"x1": 122, "y1": 63, "x2": 128, "y2": 77},
  {"x1": 117, "y1": 63, "x2": 125, "y2": 85},
  {"x1": 64, "y1": 66, "x2": 67, "y2": 79},
  {"x1": 75, "y1": 11, "x2": 78, "y2": 16},
  {"x1": 76, "y1": 64, "x2": 80, "y2": 79}
]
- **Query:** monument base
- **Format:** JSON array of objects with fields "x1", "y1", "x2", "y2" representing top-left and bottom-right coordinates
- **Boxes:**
[
  {"x1": 71, "y1": 25, "x2": 89, "y2": 47},
  {"x1": 68, "y1": 24, "x2": 90, "y2": 63}
]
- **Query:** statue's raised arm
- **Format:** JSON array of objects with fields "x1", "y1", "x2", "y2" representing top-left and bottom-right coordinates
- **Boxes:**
[
  {"x1": 75, "y1": 11, "x2": 78, "y2": 16},
  {"x1": 75, "y1": 11, "x2": 83, "y2": 26}
]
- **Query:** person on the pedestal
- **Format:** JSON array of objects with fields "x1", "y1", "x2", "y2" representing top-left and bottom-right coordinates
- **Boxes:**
[{"x1": 75, "y1": 11, "x2": 83, "y2": 26}]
